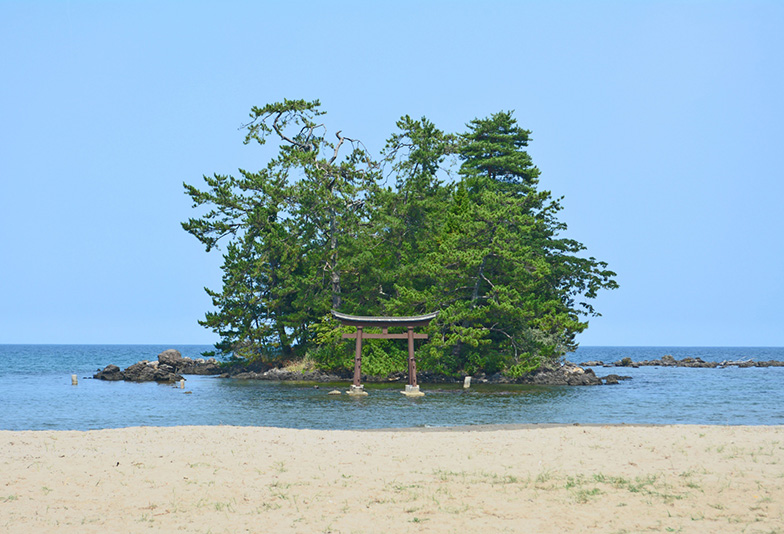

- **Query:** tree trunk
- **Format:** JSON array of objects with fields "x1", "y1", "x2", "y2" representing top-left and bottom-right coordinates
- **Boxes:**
[
  {"x1": 330, "y1": 207, "x2": 341, "y2": 309},
  {"x1": 471, "y1": 255, "x2": 488, "y2": 308},
  {"x1": 276, "y1": 323, "x2": 292, "y2": 357}
]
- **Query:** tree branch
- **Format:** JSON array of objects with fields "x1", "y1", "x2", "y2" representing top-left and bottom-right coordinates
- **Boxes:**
[{"x1": 329, "y1": 131, "x2": 346, "y2": 165}]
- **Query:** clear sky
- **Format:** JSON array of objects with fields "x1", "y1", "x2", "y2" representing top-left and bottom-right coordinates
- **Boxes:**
[{"x1": 1, "y1": 1, "x2": 782, "y2": 346}]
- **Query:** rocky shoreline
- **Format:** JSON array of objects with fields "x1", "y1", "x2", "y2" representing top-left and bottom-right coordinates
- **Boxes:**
[
  {"x1": 581, "y1": 354, "x2": 784, "y2": 368},
  {"x1": 93, "y1": 350, "x2": 784, "y2": 387},
  {"x1": 93, "y1": 349, "x2": 610, "y2": 386},
  {"x1": 224, "y1": 361, "x2": 606, "y2": 386}
]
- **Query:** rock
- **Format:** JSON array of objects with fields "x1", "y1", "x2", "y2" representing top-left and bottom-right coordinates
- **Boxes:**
[
  {"x1": 121, "y1": 362, "x2": 154, "y2": 382},
  {"x1": 487, "y1": 372, "x2": 512, "y2": 384},
  {"x1": 232, "y1": 372, "x2": 261, "y2": 380},
  {"x1": 661, "y1": 355, "x2": 676, "y2": 366},
  {"x1": 94, "y1": 364, "x2": 123, "y2": 381},
  {"x1": 581, "y1": 361, "x2": 604, "y2": 367},
  {"x1": 678, "y1": 358, "x2": 718, "y2": 368},
  {"x1": 521, "y1": 362, "x2": 601, "y2": 386},
  {"x1": 157, "y1": 349, "x2": 182, "y2": 367},
  {"x1": 414, "y1": 371, "x2": 459, "y2": 384},
  {"x1": 123, "y1": 361, "x2": 182, "y2": 382},
  {"x1": 180, "y1": 359, "x2": 221, "y2": 375},
  {"x1": 94, "y1": 348, "x2": 216, "y2": 383},
  {"x1": 157, "y1": 349, "x2": 221, "y2": 375},
  {"x1": 601, "y1": 374, "x2": 632, "y2": 385},
  {"x1": 224, "y1": 366, "x2": 345, "y2": 382},
  {"x1": 719, "y1": 360, "x2": 750, "y2": 367},
  {"x1": 756, "y1": 360, "x2": 784, "y2": 367},
  {"x1": 564, "y1": 366, "x2": 602, "y2": 386}
]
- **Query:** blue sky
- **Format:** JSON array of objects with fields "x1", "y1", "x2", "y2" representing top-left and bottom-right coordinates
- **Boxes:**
[{"x1": 1, "y1": 1, "x2": 782, "y2": 346}]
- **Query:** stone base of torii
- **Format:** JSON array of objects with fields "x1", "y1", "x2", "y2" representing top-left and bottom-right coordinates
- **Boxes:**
[{"x1": 331, "y1": 310, "x2": 438, "y2": 397}]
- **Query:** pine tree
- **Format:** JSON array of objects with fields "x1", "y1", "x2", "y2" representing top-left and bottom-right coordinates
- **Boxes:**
[
  {"x1": 183, "y1": 100, "x2": 377, "y2": 360},
  {"x1": 436, "y1": 111, "x2": 617, "y2": 373}
]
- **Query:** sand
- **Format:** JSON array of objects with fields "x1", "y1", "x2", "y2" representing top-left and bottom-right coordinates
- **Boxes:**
[{"x1": 1, "y1": 425, "x2": 782, "y2": 533}]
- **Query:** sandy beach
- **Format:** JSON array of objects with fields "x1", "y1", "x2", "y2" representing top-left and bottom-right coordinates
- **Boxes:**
[{"x1": 1, "y1": 425, "x2": 782, "y2": 533}]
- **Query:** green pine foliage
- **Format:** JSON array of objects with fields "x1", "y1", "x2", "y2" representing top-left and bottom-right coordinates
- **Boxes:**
[{"x1": 183, "y1": 101, "x2": 617, "y2": 376}]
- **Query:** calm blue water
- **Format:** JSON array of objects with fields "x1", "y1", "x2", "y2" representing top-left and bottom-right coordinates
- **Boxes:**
[{"x1": 1, "y1": 345, "x2": 783, "y2": 430}]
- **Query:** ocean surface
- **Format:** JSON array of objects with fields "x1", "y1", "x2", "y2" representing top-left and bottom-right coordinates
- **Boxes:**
[{"x1": 1, "y1": 345, "x2": 783, "y2": 431}]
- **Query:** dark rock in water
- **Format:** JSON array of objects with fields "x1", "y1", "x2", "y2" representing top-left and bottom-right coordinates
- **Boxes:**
[
  {"x1": 94, "y1": 364, "x2": 123, "y2": 381},
  {"x1": 581, "y1": 361, "x2": 604, "y2": 367},
  {"x1": 187, "y1": 358, "x2": 221, "y2": 375},
  {"x1": 718, "y1": 359, "x2": 754, "y2": 367},
  {"x1": 157, "y1": 349, "x2": 182, "y2": 367},
  {"x1": 521, "y1": 363, "x2": 601, "y2": 386},
  {"x1": 562, "y1": 365, "x2": 602, "y2": 386},
  {"x1": 601, "y1": 374, "x2": 632, "y2": 385},
  {"x1": 94, "y1": 361, "x2": 183, "y2": 382},
  {"x1": 95, "y1": 348, "x2": 221, "y2": 383},
  {"x1": 123, "y1": 361, "x2": 183, "y2": 383},
  {"x1": 585, "y1": 355, "x2": 784, "y2": 369},
  {"x1": 157, "y1": 349, "x2": 221, "y2": 375},
  {"x1": 756, "y1": 360, "x2": 784, "y2": 367},
  {"x1": 677, "y1": 358, "x2": 718, "y2": 368},
  {"x1": 121, "y1": 362, "x2": 155, "y2": 382}
]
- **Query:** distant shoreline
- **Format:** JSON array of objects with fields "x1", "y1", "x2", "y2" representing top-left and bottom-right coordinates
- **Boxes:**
[{"x1": 4, "y1": 422, "x2": 780, "y2": 434}]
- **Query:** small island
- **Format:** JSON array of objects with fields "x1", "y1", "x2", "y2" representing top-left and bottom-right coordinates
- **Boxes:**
[{"x1": 177, "y1": 100, "x2": 619, "y2": 384}]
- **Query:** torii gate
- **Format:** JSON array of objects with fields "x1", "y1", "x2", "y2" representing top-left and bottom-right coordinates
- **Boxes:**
[{"x1": 332, "y1": 310, "x2": 438, "y2": 396}]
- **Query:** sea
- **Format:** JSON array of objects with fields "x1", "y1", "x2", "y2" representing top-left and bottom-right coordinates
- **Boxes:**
[{"x1": 1, "y1": 345, "x2": 783, "y2": 431}]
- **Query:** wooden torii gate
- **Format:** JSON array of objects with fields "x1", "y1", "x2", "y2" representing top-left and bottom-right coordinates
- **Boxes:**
[{"x1": 332, "y1": 310, "x2": 438, "y2": 396}]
